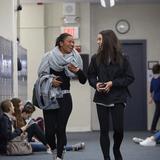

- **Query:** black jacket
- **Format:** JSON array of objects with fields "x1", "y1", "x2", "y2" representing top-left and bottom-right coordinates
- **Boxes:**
[
  {"x1": 0, "y1": 114, "x2": 22, "y2": 154},
  {"x1": 87, "y1": 54, "x2": 135, "y2": 105}
]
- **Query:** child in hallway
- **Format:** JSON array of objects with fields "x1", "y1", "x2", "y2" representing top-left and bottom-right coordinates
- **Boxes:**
[{"x1": 149, "y1": 64, "x2": 160, "y2": 132}]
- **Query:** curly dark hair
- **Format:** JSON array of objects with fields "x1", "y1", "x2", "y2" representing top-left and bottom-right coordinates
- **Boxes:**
[
  {"x1": 22, "y1": 102, "x2": 35, "y2": 114},
  {"x1": 55, "y1": 33, "x2": 72, "y2": 47}
]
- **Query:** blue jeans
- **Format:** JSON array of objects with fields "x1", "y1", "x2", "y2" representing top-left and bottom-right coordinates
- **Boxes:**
[
  {"x1": 30, "y1": 142, "x2": 47, "y2": 152},
  {"x1": 154, "y1": 131, "x2": 160, "y2": 142}
]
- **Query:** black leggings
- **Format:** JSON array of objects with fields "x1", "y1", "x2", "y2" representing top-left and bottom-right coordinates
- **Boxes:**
[
  {"x1": 43, "y1": 93, "x2": 72, "y2": 158},
  {"x1": 27, "y1": 123, "x2": 47, "y2": 146},
  {"x1": 96, "y1": 103, "x2": 124, "y2": 160}
]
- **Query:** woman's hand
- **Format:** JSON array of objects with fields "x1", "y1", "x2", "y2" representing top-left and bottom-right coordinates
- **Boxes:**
[
  {"x1": 148, "y1": 93, "x2": 153, "y2": 104},
  {"x1": 96, "y1": 82, "x2": 106, "y2": 92},
  {"x1": 68, "y1": 63, "x2": 80, "y2": 73},
  {"x1": 96, "y1": 81, "x2": 112, "y2": 93},
  {"x1": 103, "y1": 81, "x2": 112, "y2": 92},
  {"x1": 52, "y1": 77, "x2": 62, "y2": 87},
  {"x1": 148, "y1": 97, "x2": 153, "y2": 104},
  {"x1": 21, "y1": 124, "x2": 29, "y2": 132}
]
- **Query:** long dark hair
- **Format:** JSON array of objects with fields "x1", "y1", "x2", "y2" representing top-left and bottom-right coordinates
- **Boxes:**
[
  {"x1": 11, "y1": 98, "x2": 25, "y2": 128},
  {"x1": 55, "y1": 33, "x2": 72, "y2": 47},
  {"x1": 96, "y1": 30, "x2": 123, "y2": 65},
  {"x1": 11, "y1": 98, "x2": 21, "y2": 114}
]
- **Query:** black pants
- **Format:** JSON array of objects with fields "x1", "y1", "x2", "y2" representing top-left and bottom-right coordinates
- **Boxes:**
[
  {"x1": 27, "y1": 123, "x2": 48, "y2": 146},
  {"x1": 151, "y1": 102, "x2": 160, "y2": 131},
  {"x1": 43, "y1": 93, "x2": 72, "y2": 158},
  {"x1": 96, "y1": 103, "x2": 124, "y2": 160}
]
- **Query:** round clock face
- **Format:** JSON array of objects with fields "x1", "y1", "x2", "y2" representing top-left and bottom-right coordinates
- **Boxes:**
[{"x1": 115, "y1": 19, "x2": 130, "y2": 34}]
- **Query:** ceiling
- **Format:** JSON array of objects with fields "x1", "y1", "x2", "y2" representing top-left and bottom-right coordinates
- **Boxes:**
[{"x1": 20, "y1": 0, "x2": 160, "y2": 4}]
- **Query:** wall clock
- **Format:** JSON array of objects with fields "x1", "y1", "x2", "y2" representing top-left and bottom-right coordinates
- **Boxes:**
[{"x1": 115, "y1": 19, "x2": 130, "y2": 34}]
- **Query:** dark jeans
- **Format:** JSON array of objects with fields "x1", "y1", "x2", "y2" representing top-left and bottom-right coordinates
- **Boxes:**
[
  {"x1": 43, "y1": 93, "x2": 72, "y2": 158},
  {"x1": 151, "y1": 102, "x2": 160, "y2": 131},
  {"x1": 154, "y1": 130, "x2": 160, "y2": 141},
  {"x1": 96, "y1": 103, "x2": 124, "y2": 160},
  {"x1": 27, "y1": 123, "x2": 47, "y2": 146},
  {"x1": 30, "y1": 142, "x2": 47, "y2": 152}
]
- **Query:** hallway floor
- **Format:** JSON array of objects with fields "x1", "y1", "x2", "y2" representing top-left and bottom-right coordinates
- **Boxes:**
[{"x1": 0, "y1": 131, "x2": 159, "y2": 160}]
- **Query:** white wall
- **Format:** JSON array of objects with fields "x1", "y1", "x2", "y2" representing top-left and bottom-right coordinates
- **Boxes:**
[
  {"x1": 19, "y1": 4, "x2": 45, "y2": 117},
  {"x1": 0, "y1": 0, "x2": 13, "y2": 40},
  {"x1": 91, "y1": 4, "x2": 160, "y2": 60},
  {"x1": 44, "y1": 3, "x2": 62, "y2": 51},
  {"x1": 20, "y1": 4, "x2": 45, "y2": 98},
  {"x1": 67, "y1": 3, "x2": 91, "y2": 131}
]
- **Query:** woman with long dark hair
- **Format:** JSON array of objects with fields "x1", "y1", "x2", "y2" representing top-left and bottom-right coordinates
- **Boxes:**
[
  {"x1": 36, "y1": 33, "x2": 86, "y2": 160},
  {"x1": 88, "y1": 30, "x2": 134, "y2": 160}
]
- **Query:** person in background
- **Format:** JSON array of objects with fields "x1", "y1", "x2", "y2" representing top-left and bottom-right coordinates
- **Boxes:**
[
  {"x1": 87, "y1": 30, "x2": 134, "y2": 160},
  {"x1": 36, "y1": 33, "x2": 87, "y2": 160},
  {"x1": 0, "y1": 99, "x2": 28, "y2": 154},
  {"x1": 149, "y1": 64, "x2": 160, "y2": 133},
  {"x1": 11, "y1": 98, "x2": 52, "y2": 153},
  {"x1": 133, "y1": 130, "x2": 160, "y2": 146},
  {"x1": 11, "y1": 98, "x2": 25, "y2": 128}
]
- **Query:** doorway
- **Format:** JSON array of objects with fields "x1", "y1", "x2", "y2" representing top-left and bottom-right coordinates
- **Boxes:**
[{"x1": 122, "y1": 40, "x2": 147, "y2": 130}]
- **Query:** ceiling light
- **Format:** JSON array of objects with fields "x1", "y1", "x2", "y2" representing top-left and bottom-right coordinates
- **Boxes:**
[
  {"x1": 110, "y1": 0, "x2": 115, "y2": 7},
  {"x1": 100, "y1": 0, "x2": 115, "y2": 8},
  {"x1": 100, "y1": 0, "x2": 106, "y2": 7}
]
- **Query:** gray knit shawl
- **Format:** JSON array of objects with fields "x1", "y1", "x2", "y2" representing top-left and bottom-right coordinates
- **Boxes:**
[{"x1": 38, "y1": 46, "x2": 83, "y2": 78}]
